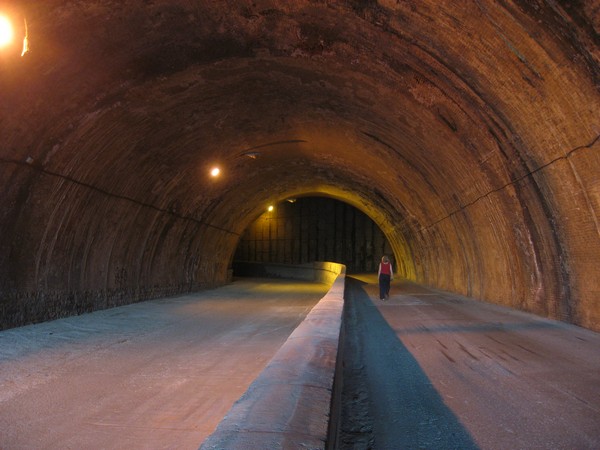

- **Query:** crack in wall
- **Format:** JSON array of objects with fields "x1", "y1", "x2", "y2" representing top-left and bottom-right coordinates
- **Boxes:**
[{"x1": 420, "y1": 133, "x2": 600, "y2": 233}]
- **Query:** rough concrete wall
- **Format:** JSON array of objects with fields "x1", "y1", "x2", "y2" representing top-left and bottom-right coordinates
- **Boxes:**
[
  {"x1": 412, "y1": 176, "x2": 571, "y2": 323},
  {"x1": 0, "y1": 1, "x2": 599, "y2": 332},
  {"x1": 0, "y1": 144, "x2": 241, "y2": 328},
  {"x1": 0, "y1": 164, "x2": 235, "y2": 328},
  {"x1": 234, "y1": 198, "x2": 393, "y2": 273}
]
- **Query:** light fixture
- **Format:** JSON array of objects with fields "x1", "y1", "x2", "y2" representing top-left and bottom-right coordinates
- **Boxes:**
[
  {"x1": 0, "y1": 14, "x2": 29, "y2": 56},
  {"x1": 0, "y1": 15, "x2": 14, "y2": 48},
  {"x1": 287, "y1": 198, "x2": 297, "y2": 203},
  {"x1": 267, "y1": 205, "x2": 274, "y2": 212},
  {"x1": 210, "y1": 167, "x2": 221, "y2": 177}
]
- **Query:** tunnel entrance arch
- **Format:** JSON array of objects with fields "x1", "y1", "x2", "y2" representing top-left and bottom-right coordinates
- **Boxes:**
[{"x1": 233, "y1": 197, "x2": 394, "y2": 274}]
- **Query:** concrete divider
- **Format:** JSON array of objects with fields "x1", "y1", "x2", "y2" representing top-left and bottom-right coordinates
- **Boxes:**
[
  {"x1": 232, "y1": 261, "x2": 342, "y2": 285},
  {"x1": 201, "y1": 262, "x2": 346, "y2": 450}
]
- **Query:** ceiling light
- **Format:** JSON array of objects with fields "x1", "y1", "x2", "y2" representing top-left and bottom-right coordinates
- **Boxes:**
[
  {"x1": 210, "y1": 167, "x2": 221, "y2": 177},
  {"x1": 0, "y1": 15, "x2": 14, "y2": 48},
  {"x1": 267, "y1": 205, "x2": 274, "y2": 212}
]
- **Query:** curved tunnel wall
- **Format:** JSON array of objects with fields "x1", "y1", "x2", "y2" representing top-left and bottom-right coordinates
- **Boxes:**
[{"x1": 0, "y1": 1, "x2": 599, "y2": 331}]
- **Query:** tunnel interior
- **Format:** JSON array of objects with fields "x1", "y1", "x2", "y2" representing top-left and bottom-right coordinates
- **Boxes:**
[{"x1": 0, "y1": 1, "x2": 599, "y2": 331}]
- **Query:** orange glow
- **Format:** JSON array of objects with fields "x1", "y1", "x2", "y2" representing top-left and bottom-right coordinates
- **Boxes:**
[
  {"x1": 267, "y1": 205, "x2": 274, "y2": 212},
  {"x1": 0, "y1": 15, "x2": 14, "y2": 48},
  {"x1": 21, "y1": 18, "x2": 28, "y2": 56},
  {"x1": 210, "y1": 167, "x2": 221, "y2": 177}
]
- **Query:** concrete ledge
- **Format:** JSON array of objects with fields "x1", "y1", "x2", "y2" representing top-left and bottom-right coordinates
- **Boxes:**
[
  {"x1": 201, "y1": 263, "x2": 345, "y2": 450},
  {"x1": 232, "y1": 261, "x2": 341, "y2": 285}
]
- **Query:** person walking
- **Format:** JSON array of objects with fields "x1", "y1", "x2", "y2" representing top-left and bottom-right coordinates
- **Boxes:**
[{"x1": 378, "y1": 255, "x2": 394, "y2": 300}]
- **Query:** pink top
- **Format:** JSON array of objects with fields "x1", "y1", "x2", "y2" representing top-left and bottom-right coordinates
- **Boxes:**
[{"x1": 379, "y1": 261, "x2": 392, "y2": 276}]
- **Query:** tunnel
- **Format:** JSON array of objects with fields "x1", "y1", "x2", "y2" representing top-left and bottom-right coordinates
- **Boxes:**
[{"x1": 0, "y1": 1, "x2": 599, "y2": 332}]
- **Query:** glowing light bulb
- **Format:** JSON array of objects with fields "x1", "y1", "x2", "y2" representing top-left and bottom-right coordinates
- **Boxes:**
[
  {"x1": 267, "y1": 205, "x2": 274, "y2": 212},
  {"x1": 0, "y1": 15, "x2": 14, "y2": 48},
  {"x1": 210, "y1": 167, "x2": 221, "y2": 177}
]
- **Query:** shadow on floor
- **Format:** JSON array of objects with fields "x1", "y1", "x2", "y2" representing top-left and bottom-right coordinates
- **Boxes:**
[{"x1": 338, "y1": 276, "x2": 479, "y2": 450}]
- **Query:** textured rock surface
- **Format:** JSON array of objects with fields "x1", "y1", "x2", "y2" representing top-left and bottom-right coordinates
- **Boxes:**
[{"x1": 0, "y1": 1, "x2": 599, "y2": 330}]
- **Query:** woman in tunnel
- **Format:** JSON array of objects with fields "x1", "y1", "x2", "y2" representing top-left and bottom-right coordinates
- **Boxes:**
[{"x1": 378, "y1": 255, "x2": 394, "y2": 301}]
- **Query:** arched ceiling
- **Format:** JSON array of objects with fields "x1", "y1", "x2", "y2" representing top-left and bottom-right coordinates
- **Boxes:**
[{"x1": 0, "y1": 0, "x2": 599, "y2": 331}]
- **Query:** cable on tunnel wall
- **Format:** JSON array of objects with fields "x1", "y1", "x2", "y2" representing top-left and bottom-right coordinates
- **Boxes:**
[{"x1": 0, "y1": 157, "x2": 240, "y2": 236}]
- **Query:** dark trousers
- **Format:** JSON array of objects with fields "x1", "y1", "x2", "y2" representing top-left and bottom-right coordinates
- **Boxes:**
[{"x1": 379, "y1": 274, "x2": 391, "y2": 299}]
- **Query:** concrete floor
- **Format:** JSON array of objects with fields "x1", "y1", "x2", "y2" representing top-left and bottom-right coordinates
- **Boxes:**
[
  {"x1": 340, "y1": 275, "x2": 600, "y2": 450},
  {"x1": 0, "y1": 278, "x2": 329, "y2": 450},
  {"x1": 3, "y1": 275, "x2": 599, "y2": 450}
]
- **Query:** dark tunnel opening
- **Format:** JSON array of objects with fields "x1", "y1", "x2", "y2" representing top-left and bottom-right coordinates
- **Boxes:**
[{"x1": 233, "y1": 197, "x2": 394, "y2": 274}]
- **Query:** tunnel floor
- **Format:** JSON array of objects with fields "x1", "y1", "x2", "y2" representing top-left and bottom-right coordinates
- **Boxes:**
[
  {"x1": 339, "y1": 275, "x2": 600, "y2": 449},
  {"x1": 0, "y1": 278, "x2": 328, "y2": 450},
  {"x1": 2, "y1": 276, "x2": 599, "y2": 449}
]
